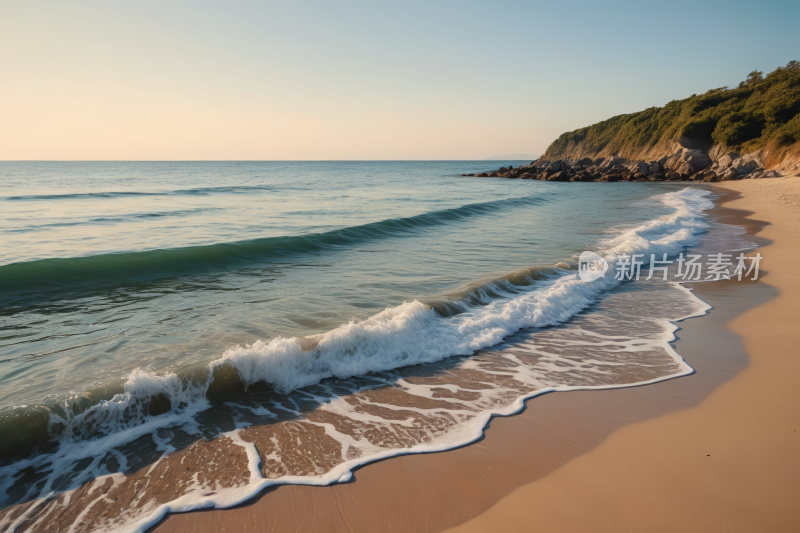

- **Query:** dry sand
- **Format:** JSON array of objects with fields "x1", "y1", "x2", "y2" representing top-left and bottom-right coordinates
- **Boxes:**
[
  {"x1": 151, "y1": 181, "x2": 794, "y2": 532},
  {"x1": 448, "y1": 176, "x2": 800, "y2": 533}
]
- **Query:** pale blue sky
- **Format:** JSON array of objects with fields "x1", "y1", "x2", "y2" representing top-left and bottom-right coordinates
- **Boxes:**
[{"x1": 1, "y1": 0, "x2": 797, "y2": 160}]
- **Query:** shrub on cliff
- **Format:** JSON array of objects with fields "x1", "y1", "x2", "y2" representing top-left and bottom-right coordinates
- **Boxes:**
[
  {"x1": 712, "y1": 111, "x2": 765, "y2": 146},
  {"x1": 547, "y1": 60, "x2": 800, "y2": 155}
]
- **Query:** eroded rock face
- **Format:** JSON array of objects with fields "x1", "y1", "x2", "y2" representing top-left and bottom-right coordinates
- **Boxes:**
[
  {"x1": 469, "y1": 139, "x2": 784, "y2": 184},
  {"x1": 546, "y1": 171, "x2": 569, "y2": 182}
]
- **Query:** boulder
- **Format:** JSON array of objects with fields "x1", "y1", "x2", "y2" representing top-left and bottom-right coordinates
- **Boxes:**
[
  {"x1": 546, "y1": 171, "x2": 569, "y2": 182},
  {"x1": 731, "y1": 158, "x2": 760, "y2": 174},
  {"x1": 719, "y1": 168, "x2": 742, "y2": 181},
  {"x1": 647, "y1": 161, "x2": 662, "y2": 174},
  {"x1": 692, "y1": 169, "x2": 715, "y2": 182},
  {"x1": 578, "y1": 157, "x2": 593, "y2": 166},
  {"x1": 716, "y1": 153, "x2": 739, "y2": 168},
  {"x1": 749, "y1": 169, "x2": 781, "y2": 179},
  {"x1": 709, "y1": 144, "x2": 740, "y2": 163},
  {"x1": 674, "y1": 162, "x2": 694, "y2": 177},
  {"x1": 685, "y1": 152, "x2": 712, "y2": 171},
  {"x1": 598, "y1": 157, "x2": 626, "y2": 170},
  {"x1": 665, "y1": 171, "x2": 683, "y2": 181},
  {"x1": 147, "y1": 393, "x2": 172, "y2": 417}
]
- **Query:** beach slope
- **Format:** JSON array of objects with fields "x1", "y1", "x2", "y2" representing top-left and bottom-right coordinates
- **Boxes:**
[{"x1": 448, "y1": 176, "x2": 800, "y2": 532}]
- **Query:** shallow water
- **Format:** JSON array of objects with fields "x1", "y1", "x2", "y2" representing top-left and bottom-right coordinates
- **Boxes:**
[{"x1": 0, "y1": 162, "x2": 756, "y2": 532}]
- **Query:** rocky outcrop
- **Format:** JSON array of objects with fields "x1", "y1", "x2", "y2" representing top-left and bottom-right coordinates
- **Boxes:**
[{"x1": 463, "y1": 137, "x2": 800, "y2": 183}]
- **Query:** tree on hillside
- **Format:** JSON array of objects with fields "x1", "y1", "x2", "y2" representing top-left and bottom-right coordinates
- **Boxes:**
[{"x1": 548, "y1": 60, "x2": 800, "y2": 154}]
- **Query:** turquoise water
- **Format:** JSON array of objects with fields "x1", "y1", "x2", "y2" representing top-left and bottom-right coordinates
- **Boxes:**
[
  {"x1": 1, "y1": 162, "x2": 738, "y2": 532},
  {"x1": 1, "y1": 161, "x2": 687, "y2": 415}
]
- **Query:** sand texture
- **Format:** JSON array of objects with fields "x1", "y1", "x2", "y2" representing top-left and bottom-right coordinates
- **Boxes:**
[{"x1": 448, "y1": 176, "x2": 800, "y2": 532}]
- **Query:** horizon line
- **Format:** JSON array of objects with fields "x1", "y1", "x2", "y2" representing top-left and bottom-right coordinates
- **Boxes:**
[{"x1": 0, "y1": 158, "x2": 540, "y2": 163}]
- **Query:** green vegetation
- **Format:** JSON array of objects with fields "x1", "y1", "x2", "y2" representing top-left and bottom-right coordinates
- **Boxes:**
[{"x1": 550, "y1": 60, "x2": 800, "y2": 155}]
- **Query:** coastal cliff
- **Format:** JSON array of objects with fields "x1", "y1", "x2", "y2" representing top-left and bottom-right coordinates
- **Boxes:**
[{"x1": 472, "y1": 61, "x2": 800, "y2": 183}]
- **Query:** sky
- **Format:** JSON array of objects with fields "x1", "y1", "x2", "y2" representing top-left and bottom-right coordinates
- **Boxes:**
[{"x1": 1, "y1": 0, "x2": 798, "y2": 160}]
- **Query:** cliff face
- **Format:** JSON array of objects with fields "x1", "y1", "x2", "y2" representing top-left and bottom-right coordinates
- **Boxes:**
[
  {"x1": 539, "y1": 136, "x2": 800, "y2": 175},
  {"x1": 536, "y1": 61, "x2": 800, "y2": 176}
]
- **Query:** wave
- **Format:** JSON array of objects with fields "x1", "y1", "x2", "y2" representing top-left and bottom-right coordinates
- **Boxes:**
[
  {"x1": 7, "y1": 208, "x2": 220, "y2": 234},
  {"x1": 0, "y1": 189, "x2": 717, "y2": 533},
  {"x1": 215, "y1": 190, "x2": 711, "y2": 392},
  {"x1": 0, "y1": 195, "x2": 548, "y2": 292},
  {"x1": 2, "y1": 186, "x2": 277, "y2": 202},
  {"x1": 0, "y1": 189, "x2": 712, "y2": 460}
]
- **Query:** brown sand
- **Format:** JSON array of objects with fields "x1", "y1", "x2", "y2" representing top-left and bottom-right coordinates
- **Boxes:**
[
  {"x1": 151, "y1": 184, "x2": 785, "y2": 532},
  {"x1": 449, "y1": 176, "x2": 800, "y2": 532}
]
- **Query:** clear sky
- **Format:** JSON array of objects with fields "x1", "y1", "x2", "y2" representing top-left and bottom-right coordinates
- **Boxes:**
[{"x1": 1, "y1": 0, "x2": 798, "y2": 160}]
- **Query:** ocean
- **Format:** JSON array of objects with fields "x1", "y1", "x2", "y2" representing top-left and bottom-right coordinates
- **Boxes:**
[{"x1": 0, "y1": 161, "x2": 755, "y2": 532}]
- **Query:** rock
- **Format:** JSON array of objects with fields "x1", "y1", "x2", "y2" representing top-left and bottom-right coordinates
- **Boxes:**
[
  {"x1": 546, "y1": 171, "x2": 569, "y2": 182},
  {"x1": 716, "y1": 153, "x2": 739, "y2": 168},
  {"x1": 686, "y1": 152, "x2": 712, "y2": 171},
  {"x1": 749, "y1": 169, "x2": 781, "y2": 179},
  {"x1": 633, "y1": 171, "x2": 647, "y2": 180},
  {"x1": 731, "y1": 158, "x2": 760, "y2": 174},
  {"x1": 665, "y1": 171, "x2": 683, "y2": 181},
  {"x1": 692, "y1": 169, "x2": 715, "y2": 182},
  {"x1": 719, "y1": 168, "x2": 741, "y2": 181},
  {"x1": 147, "y1": 393, "x2": 172, "y2": 416},
  {"x1": 598, "y1": 157, "x2": 626, "y2": 171},
  {"x1": 578, "y1": 157, "x2": 593, "y2": 166},
  {"x1": 709, "y1": 144, "x2": 739, "y2": 163},
  {"x1": 478, "y1": 173, "x2": 488, "y2": 177},
  {"x1": 648, "y1": 161, "x2": 662, "y2": 174},
  {"x1": 592, "y1": 157, "x2": 605, "y2": 166},
  {"x1": 547, "y1": 161, "x2": 563, "y2": 172}
]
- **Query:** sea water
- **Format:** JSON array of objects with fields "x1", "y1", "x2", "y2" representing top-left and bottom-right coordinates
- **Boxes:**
[{"x1": 0, "y1": 161, "x2": 754, "y2": 532}]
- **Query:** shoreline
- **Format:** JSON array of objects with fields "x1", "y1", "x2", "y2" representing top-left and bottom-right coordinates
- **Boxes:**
[
  {"x1": 150, "y1": 186, "x2": 776, "y2": 532},
  {"x1": 448, "y1": 176, "x2": 800, "y2": 532}
]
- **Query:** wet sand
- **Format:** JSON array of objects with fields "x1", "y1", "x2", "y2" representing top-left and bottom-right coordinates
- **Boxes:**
[
  {"x1": 449, "y1": 177, "x2": 800, "y2": 532},
  {"x1": 151, "y1": 186, "x2": 780, "y2": 532}
]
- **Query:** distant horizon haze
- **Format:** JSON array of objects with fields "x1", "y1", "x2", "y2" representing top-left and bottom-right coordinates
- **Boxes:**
[{"x1": 1, "y1": 1, "x2": 797, "y2": 161}]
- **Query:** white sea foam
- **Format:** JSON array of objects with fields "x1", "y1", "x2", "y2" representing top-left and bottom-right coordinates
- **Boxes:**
[
  {"x1": 0, "y1": 188, "x2": 717, "y2": 533},
  {"x1": 27, "y1": 188, "x2": 713, "y2": 449},
  {"x1": 215, "y1": 188, "x2": 713, "y2": 393}
]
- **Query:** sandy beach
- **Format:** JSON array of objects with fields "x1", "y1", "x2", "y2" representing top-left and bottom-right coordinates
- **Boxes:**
[
  {"x1": 148, "y1": 180, "x2": 797, "y2": 532},
  {"x1": 2, "y1": 5, "x2": 798, "y2": 532},
  {"x1": 449, "y1": 176, "x2": 800, "y2": 532}
]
